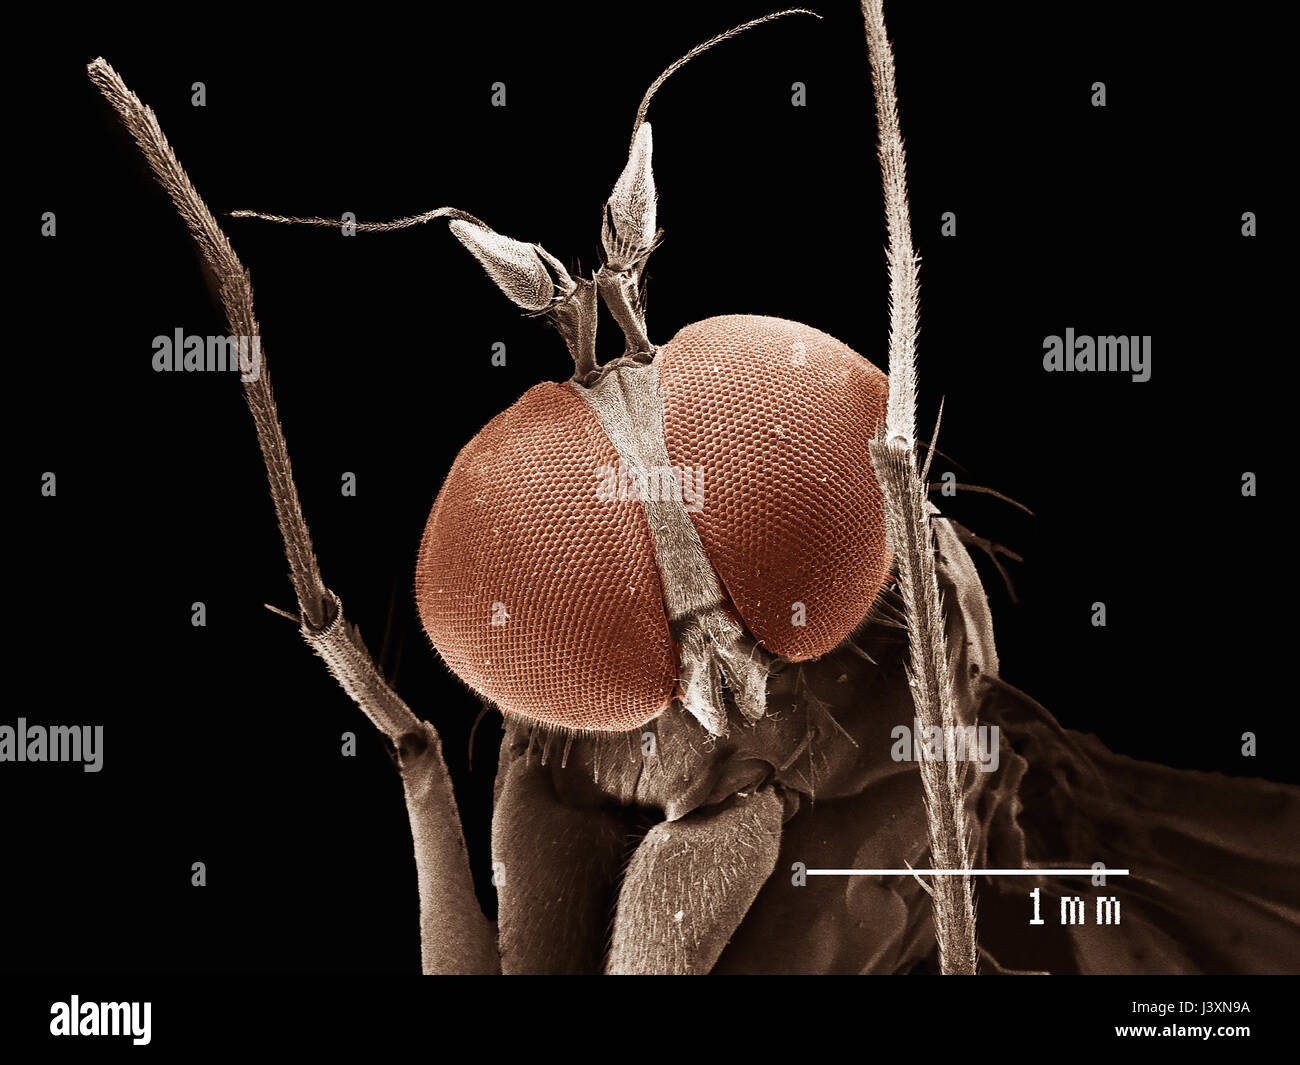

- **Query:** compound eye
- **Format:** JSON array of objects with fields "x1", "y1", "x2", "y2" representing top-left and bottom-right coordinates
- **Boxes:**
[
  {"x1": 415, "y1": 382, "x2": 676, "y2": 733},
  {"x1": 657, "y1": 314, "x2": 891, "y2": 660}
]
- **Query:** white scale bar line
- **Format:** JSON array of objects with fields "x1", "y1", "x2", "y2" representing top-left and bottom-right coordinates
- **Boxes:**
[{"x1": 805, "y1": 869, "x2": 1130, "y2": 876}]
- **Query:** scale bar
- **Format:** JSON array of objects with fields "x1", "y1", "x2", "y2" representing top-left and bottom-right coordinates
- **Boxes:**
[{"x1": 805, "y1": 869, "x2": 1130, "y2": 877}]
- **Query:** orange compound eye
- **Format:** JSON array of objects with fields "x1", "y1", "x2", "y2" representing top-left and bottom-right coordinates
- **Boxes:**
[
  {"x1": 414, "y1": 381, "x2": 677, "y2": 733},
  {"x1": 657, "y1": 315, "x2": 892, "y2": 661},
  {"x1": 415, "y1": 316, "x2": 891, "y2": 733}
]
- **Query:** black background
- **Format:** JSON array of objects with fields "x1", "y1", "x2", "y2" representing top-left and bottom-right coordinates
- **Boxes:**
[{"x1": 11, "y1": 0, "x2": 1286, "y2": 978}]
